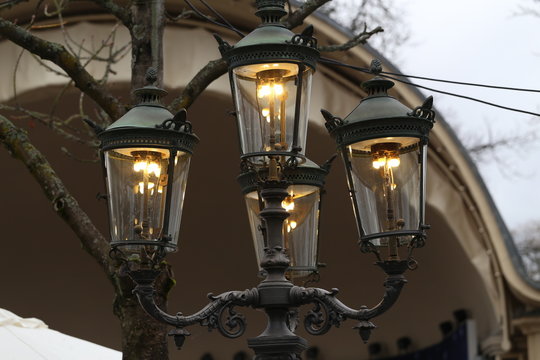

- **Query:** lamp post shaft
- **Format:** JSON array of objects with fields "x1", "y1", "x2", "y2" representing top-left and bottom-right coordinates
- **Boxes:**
[{"x1": 249, "y1": 180, "x2": 307, "y2": 360}]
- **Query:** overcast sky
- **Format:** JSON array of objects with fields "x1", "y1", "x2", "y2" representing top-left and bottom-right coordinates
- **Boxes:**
[{"x1": 383, "y1": 0, "x2": 540, "y2": 232}]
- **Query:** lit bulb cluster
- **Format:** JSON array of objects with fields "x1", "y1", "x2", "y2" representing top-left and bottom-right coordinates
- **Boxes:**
[
  {"x1": 282, "y1": 196, "x2": 298, "y2": 233},
  {"x1": 372, "y1": 155, "x2": 400, "y2": 170},
  {"x1": 257, "y1": 83, "x2": 284, "y2": 99},
  {"x1": 371, "y1": 144, "x2": 401, "y2": 191},
  {"x1": 133, "y1": 155, "x2": 164, "y2": 195},
  {"x1": 134, "y1": 160, "x2": 162, "y2": 177}
]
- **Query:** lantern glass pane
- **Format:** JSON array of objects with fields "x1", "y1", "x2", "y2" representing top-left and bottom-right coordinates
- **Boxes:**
[
  {"x1": 245, "y1": 185, "x2": 320, "y2": 278},
  {"x1": 345, "y1": 138, "x2": 424, "y2": 246},
  {"x1": 232, "y1": 63, "x2": 313, "y2": 159},
  {"x1": 105, "y1": 148, "x2": 191, "y2": 254}
]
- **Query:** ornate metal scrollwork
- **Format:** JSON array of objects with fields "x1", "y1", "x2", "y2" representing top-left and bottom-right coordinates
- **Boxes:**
[
  {"x1": 290, "y1": 263, "x2": 407, "y2": 339},
  {"x1": 156, "y1": 109, "x2": 194, "y2": 134},
  {"x1": 304, "y1": 298, "x2": 344, "y2": 336},
  {"x1": 408, "y1": 96, "x2": 436, "y2": 121},
  {"x1": 202, "y1": 297, "x2": 247, "y2": 338},
  {"x1": 289, "y1": 25, "x2": 318, "y2": 48},
  {"x1": 130, "y1": 269, "x2": 259, "y2": 343}
]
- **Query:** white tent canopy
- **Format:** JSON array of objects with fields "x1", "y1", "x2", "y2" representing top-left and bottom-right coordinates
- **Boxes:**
[{"x1": 0, "y1": 308, "x2": 121, "y2": 360}]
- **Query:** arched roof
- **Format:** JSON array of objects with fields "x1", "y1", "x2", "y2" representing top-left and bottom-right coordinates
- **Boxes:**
[{"x1": 1, "y1": 0, "x2": 538, "y2": 357}]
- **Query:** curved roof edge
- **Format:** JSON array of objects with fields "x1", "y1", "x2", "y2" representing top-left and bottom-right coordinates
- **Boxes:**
[{"x1": 294, "y1": 1, "x2": 540, "y2": 297}]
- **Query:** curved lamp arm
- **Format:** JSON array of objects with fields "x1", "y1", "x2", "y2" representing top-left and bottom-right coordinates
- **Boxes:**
[
  {"x1": 129, "y1": 269, "x2": 259, "y2": 347},
  {"x1": 289, "y1": 260, "x2": 408, "y2": 343}
]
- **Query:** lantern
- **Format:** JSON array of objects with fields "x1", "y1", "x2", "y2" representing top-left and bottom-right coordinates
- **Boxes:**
[
  {"x1": 324, "y1": 70, "x2": 435, "y2": 259},
  {"x1": 98, "y1": 72, "x2": 198, "y2": 257},
  {"x1": 238, "y1": 159, "x2": 327, "y2": 278}
]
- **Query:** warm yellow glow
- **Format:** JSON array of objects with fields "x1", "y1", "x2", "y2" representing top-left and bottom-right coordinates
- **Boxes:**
[
  {"x1": 282, "y1": 196, "x2": 295, "y2": 211},
  {"x1": 261, "y1": 108, "x2": 270, "y2": 117},
  {"x1": 388, "y1": 157, "x2": 400, "y2": 168},
  {"x1": 286, "y1": 220, "x2": 298, "y2": 233},
  {"x1": 257, "y1": 85, "x2": 271, "y2": 98},
  {"x1": 138, "y1": 182, "x2": 155, "y2": 194},
  {"x1": 134, "y1": 160, "x2": 161, "y2": 177},
  {"x1": 133, "y1": 161, "x2": 147, "y2": 172},
  {"x1": 147, "y1": 162, "x2": 161, "y2": 177},
  {"x1": 257, "y1": 83, "x2": 285, "y2": 99},
  {"x1": 372, "y1": 155, "x2": 400, "y2": 169},
  {"x1": 372, "y1": 157, "x2": 386, "y2": 169}
]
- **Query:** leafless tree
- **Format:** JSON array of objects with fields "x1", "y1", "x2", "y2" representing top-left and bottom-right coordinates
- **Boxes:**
[{"x1": 0, "y1": 0, "x2": 387, "y2": 358}]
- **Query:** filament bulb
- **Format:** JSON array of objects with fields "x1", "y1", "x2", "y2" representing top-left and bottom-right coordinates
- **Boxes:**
[
  {"x1": 371, "y1": 143, "x2": 401, "y2": 170},
  {"x1": 282, "y1": 196, "x2": 295, "y2": 212}
]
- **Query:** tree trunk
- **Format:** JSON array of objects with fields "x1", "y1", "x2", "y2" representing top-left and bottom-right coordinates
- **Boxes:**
[
  {"x1": 130, "y1": 0, "x2": 165, "y2": 91},
  {"x1": 113, "y1": 268, "x2": 175, "y2": 360}
]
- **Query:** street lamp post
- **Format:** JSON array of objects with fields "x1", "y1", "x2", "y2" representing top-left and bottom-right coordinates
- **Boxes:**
[{"x1": 97, "y1": 1, "x2": 436, "y2": 359}]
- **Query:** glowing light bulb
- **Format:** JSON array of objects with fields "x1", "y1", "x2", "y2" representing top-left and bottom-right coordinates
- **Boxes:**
[
  {"x1": 138, "y1": 182, "x2": 155, "y2": 194},
  {"x1": 261, "y1": 108, "x2": 270, "y2": 117},
  {"x1": 387, "y1": 157, "x2": 400, "y2": 168},
  {"x1": 281, "y1": 197, "x2": 295, "y2": 211},
  {"x1": 290, "y1": 220, "x2": 297, "y2": 229},
  {"x1": 273, "y1": 84, "x2": 284, "y2": 96},
  {"x1": 372, "y1": 157, "x2": 386, "y2": 169},
  {"x1": 134, "y1": 161, "x2": 147, "y2": 172},
  {"x1": 258, "y1": 85, "x2": 271, "y2": 98},
  {"x1": 147, "y1": 162, "x2": 161, "y2": 177}
]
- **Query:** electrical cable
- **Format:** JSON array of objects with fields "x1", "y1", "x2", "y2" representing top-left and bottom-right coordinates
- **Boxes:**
[
  {"x1": 198, "y1": 0, "x2": 245, "y2": 38},
  {"x1": 380, "y1": 71, "x2": 540, "y2": 93},
  {"x1": 184, "y1": 0, "x2": 245, "y2": 38},
  {"x1": 319, "y1": 57, "x2": 540, "y2": 117}
]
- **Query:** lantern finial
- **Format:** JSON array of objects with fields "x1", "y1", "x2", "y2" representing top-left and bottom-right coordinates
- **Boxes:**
[{"x1": 255, "y1": 0, "x2": 287, "y2": 24}]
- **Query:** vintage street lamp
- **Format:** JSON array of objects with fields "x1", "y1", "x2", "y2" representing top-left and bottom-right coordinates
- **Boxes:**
[
  {"x1": 99, "y1": 3, "x2": 437, "y2": 359},
  {"x1": 322, "y1": 60, "x2": 435, "y2": 265},
  {"x1": 237, "y1": 159, "x2": 329, "y2": 279},
  {"x1": 215, "y1": 0, "x2": 319, "y2": 166},
  {"x1": 96, "y1": 69, "x2": 198, "y2": 261}
]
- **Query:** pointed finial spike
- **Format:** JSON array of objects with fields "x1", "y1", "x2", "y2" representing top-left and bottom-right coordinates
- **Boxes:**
[
  {"x1": 301, "y1": 24, "x2": 314, "y2": 38},
  {"x1": 423, "y1": 96, "x2": 434, "y2": 110},
  {"x1": 145, "y1": 67, "x2": 158, "y2": 86},
  {"x1": 320, "y1": 109, "x2": 335, "y2": 123},
  {"x1": 369, "y1": 59, "x2": 383, "y2": 75}
]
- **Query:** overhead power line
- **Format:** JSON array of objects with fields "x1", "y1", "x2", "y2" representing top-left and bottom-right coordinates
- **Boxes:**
[{"x1": 319, "y1": 57, "x2": 540, "y2": 118}]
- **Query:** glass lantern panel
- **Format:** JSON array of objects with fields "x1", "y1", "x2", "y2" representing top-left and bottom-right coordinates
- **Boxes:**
[
  {"x1": 245, "y1": 185, "x2": 320, "y2": 278},
  {"x1": 232, "y1": 63, "x2": 313, "y2": 160},
  {"x1": 105, "y1": 148, "x2": 191, "y2": 254},
  {"x1": 345, "y1": 138, "x2": 424, "y2": 246}
]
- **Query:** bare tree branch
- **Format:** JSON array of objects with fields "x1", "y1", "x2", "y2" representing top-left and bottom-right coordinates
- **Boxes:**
[
  {"x1": 0, "y1": 114, "x2": 112, "y2": 275},
  {"x1": 169, "y1": 58, "x2": 228, "y2": 112},
  {"x1": 0, "y1": 17, "x2": 125, "y2": 120},
  {"x1": 0, "y1": 104, "x2": 98, "y2": 146},
  {"x1": 318, "y1": 24, "x2": 383, "y2": 52},
  {"x1": 283, "y1": 0, "x2": 331, "y2": 29}
]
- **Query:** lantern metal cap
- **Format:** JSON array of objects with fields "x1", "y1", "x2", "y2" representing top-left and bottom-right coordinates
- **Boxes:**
[
  {"x1": 98, "y1": 68, "x2": 199, "y2": 154},
  {"x1": 344, "y1": 77, "x2": 413, "y2": 124},
  {"x1": 106, "y1": 69, "x2": 172, "y2": 131},
  {"x1": 217, "y1": 0, "x2": 319, "y2": 70},
  {"x1": 234, "y1": 25, "x2": 295, "y2": 48},
  {"x1": 237, "y1": 158, "x2": 328, "y2": 194},
  {"x1": 323, "y1": 60, "x2": 435, "y2": 148}
]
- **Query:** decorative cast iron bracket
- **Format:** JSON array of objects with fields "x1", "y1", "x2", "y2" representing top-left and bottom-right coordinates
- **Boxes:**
[
  {"x1": 127, "y1": 182, "x2": 410, "y2": 359},
  {"x1": 130, "y1": 269, "x2": 259, "y2": 348},
  {"x1": 289, "y1": 260, "x2": 408, "y2": 343}
]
